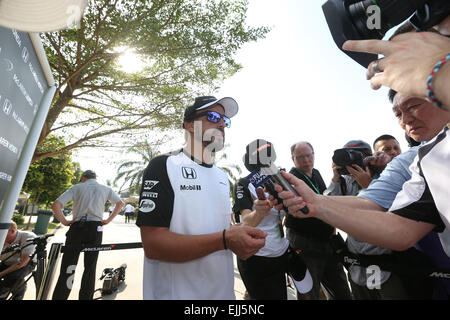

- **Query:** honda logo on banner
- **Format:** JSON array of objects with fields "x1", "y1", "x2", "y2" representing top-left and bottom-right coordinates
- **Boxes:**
[{"x1": 182, "y1": 167, "x2": 197, "y2": 179}]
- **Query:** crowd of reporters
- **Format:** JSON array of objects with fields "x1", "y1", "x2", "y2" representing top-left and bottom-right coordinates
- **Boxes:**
[{"x1": 234, "y1": 127, "x2": 448, "y2": 300}]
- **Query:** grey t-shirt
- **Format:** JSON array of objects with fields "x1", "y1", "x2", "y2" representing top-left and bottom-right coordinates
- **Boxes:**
[
  {"x1": 56, "y1": 179, "x2": 121, "y2": 221},
  {"x1": 0, "y1": 230, "x2": 37, "y2": 266}
]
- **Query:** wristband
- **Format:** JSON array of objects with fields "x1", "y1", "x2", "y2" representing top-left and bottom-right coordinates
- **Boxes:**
[
  {"x1": 222, "y1": 229, "x2": 228, "y2": 250},
  {"x1": 427, "y1": 53, "x2": 450, "y2": 109}
]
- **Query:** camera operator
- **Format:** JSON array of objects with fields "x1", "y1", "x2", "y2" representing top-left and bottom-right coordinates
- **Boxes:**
[
  {"x1": 343, "y1": 15, "x2": 450, "y2": 111},
  {"x1": 325, "y1": 140, "x2": 385, "y2": 196},
  {"x1": 0, "y1": 221, "x2": 36, "y2": 300},
  {"x1": 287, "y1": 142, "x2": 352, "y2": 300}
]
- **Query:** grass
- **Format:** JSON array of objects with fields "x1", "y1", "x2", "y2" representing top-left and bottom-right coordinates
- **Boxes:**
[{"x1": 18, "y1": 221, "x2": 60, "y2": 233}]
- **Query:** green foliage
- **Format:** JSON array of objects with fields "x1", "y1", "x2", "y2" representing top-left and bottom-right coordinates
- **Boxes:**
[
  {"x1": 12, "y1": 213, "x2": 25, "y2": 225},
  {"x1": 34, "y1": 0, "x2": 270, "y2": 163},
  {"x1": 22, "y1": 135, "x2": 76, "y2": 205},
  {"x1": 214, "y1": 144, "x2": 242, "y2": 197},
  {"x1": 114, "y1": 139, "x2": 164, "y2": 195}
]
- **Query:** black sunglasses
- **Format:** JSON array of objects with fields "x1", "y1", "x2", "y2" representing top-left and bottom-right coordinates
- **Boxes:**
[{"x1": 192, "y1": 111, "x2": 231, "y2": 128}]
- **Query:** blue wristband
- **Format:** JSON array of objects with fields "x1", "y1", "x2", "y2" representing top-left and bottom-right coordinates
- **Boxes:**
[{"x1": 426, "y1": 53, "x2": 450, "y2": 109}]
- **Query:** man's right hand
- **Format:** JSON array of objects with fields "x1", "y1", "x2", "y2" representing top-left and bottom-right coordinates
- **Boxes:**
[
  {"x1": 225, "y1": 224, "x2": 267, "y2": 260},
  {"x1": 274, "y1": 171, "x2": 319, "y2": 218},
  {"x1": 61, "y1": 219, "x2": 73, "y2": 227}
]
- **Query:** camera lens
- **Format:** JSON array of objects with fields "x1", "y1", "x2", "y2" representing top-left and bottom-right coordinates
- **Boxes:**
[
  {"x1": 348, "y1": 0, "x2": 427, "y2": 39},
  {"x1": 348, "y1": 0, "x2": 385, "y2": 39}
]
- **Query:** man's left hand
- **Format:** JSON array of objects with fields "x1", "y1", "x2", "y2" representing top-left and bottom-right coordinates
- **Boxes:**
[{"x1": 346, "y1": 164, "x2": 372, "y2": 189}]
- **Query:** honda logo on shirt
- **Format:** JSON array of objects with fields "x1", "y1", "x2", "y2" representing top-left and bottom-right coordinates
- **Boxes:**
[{"x1": 182, "y1": 167, "x2": 197, "y2": 179}]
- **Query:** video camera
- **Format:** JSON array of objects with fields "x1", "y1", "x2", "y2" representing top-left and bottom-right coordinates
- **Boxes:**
[
  {"x1": 322, "y1": 0, "x2": 450, "y2": 67},
  {"x1": 332, "y1": 148, "x2": 368, "y2": 175}
]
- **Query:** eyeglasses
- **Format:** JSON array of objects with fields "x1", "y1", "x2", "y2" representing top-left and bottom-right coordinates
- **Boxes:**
[
  {"x1": 193, "y1": 111, "x2": 231, "y2": 128},
  {"x1": 294, "y1": 153, "x2": 314, "y2": 161}
]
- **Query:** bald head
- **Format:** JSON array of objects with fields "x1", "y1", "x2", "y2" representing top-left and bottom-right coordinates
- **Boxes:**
[{"x1": 291, "y1": 141, "x2": 315, "y2": 176}]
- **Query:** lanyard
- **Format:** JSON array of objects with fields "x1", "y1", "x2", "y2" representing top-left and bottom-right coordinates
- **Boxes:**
[{"x1": 294, "y1": 168, "x2": 320, "y2": 194}]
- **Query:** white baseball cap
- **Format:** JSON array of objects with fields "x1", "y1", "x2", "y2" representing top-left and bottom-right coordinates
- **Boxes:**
[{"x1": 0, "y1": 0, "x2": 88, "y2": 33}]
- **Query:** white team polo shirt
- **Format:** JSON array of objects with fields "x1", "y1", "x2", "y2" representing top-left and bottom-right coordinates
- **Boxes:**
[{"x1": 136, "y1": 150, "x2": 235, "y2": 300}]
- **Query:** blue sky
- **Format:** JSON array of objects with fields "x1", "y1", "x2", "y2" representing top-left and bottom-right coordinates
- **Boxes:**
[{"x1": 76, "y1": 0, "x2": 407, "y2": 186}]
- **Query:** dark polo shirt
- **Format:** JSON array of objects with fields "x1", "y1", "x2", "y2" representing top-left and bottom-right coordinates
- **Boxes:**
[{"x1": 285, "y1": 167, "x2": 334, "y2": 240}]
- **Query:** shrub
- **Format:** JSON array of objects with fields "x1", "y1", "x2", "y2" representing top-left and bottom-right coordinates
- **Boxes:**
[{"x1": 12, "y1": 213, "x2": 25, "y2": 225}]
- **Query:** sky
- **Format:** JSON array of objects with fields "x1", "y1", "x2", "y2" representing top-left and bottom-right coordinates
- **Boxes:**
[{"x1": 75, "y1": 0, "x2": 408, "y2": 188}]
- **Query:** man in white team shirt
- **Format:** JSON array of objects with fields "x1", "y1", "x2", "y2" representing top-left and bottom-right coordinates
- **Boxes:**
[
  {"x1": 136, "y1": 96, "x2": 267, "y2": 300},
  {"x1": 124, "y1": 203, "x2": 135, "y2": 223}
]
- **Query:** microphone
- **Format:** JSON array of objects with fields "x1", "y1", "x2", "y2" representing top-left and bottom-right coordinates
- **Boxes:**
[{"x1": 243, "y1": 139, "x2": 309, "y2": 215}]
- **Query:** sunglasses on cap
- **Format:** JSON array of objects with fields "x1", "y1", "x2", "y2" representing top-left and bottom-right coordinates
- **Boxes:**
[{"x1": 192, "y1": 111, "x2": 231, "y2": 128}]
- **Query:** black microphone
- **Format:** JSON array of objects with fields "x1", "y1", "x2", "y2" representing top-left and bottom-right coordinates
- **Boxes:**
[{"x1": 243, "y1": 139, "x2": 309, "y2": 215}]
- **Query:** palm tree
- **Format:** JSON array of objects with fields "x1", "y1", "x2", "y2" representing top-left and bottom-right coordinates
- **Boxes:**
[
  {"x1": 214, "y1": 145, "x2": 242, "y2": 195},
  {"x1": 114, "y1": 140, "x2": 163, "y2": 195}
]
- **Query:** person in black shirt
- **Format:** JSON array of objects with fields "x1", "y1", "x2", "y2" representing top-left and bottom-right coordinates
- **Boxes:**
[{"x1": 287, "y1": 142, "x2": 352, "y2": 300}]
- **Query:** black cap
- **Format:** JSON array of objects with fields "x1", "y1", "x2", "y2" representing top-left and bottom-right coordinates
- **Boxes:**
[
  {"x1": 183, "y1": 96, "x2": 239, "y2": 125},
  {"x1": 343, "y1": 140, "x2": 371, "y2": 151},
  {"x1": 81, "y1": 170, "x2": 96, "y2": 180},
  {"x1": 243, "y1": 139, "x2": 276, "y2": 172}
]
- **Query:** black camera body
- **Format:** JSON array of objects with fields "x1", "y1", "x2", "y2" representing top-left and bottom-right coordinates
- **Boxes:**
[
  {"x1": 332, "y1": 148, "x2": 366, "y2": 175},
  {"x1": 323, "y1": 0, "x2": 450, "y2": 67}
]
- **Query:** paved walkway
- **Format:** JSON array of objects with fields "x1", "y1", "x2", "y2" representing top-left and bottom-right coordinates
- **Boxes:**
[{"x1": 22, "y1": 213, "x2": 297, "y2": 300}]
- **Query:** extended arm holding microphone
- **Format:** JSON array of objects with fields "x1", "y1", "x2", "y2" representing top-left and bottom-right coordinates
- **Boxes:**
[
  {"x1": 275, "y1": 171, "x2": 435, "y2": 251},
  {"x1": 260, "y1": 164, "x2": 309, "y2": 214}
]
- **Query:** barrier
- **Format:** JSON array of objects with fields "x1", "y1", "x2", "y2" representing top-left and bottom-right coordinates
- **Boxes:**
[{"x1": 38, "y1": 242, "x2": 143, "y2": 299}]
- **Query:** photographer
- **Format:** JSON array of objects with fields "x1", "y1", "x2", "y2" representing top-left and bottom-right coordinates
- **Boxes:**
[
  {"x1": 325, "y1": 140, "x2": 381, "y2": 196},
  {"x1": 0, "y1": 221, "x2": 36, "y2": 300}
]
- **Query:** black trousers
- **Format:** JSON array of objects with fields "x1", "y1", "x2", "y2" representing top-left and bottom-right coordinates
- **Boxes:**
[
  {"x1": 287, "y1": 229, "x2": 353, "y2": 300},
  {"x1": 52, "y1": 221, "x2": 102, "y2": 300},
  {"x1": 0, "y1": 260, "x2": 35, "y2": 299},
  {"x1": 237, "y1": 250, "x2": 289, "y2": 300}
]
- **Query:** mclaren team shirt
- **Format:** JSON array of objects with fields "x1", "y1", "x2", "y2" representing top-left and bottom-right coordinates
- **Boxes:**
[
  {"x1": 390, "y1": 127, "x2": 450, "y2": 255},
  {"x1": 136, "y1": 150, "x2": 235, "y2": 300}
]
